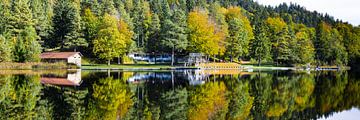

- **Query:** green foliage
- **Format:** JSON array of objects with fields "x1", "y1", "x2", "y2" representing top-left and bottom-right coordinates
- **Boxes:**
[
  {"x1": 87, "y1": 77, "x2": 130, "y2": 119},
  {"x1": 30, "y1": 0, "x2": 53, "y2": 44},
  {"x1": 315, "y1": 22, "x2": 348, "y2": 65},
  {"x1": 250, "y1": 22, "x2": 271, "y2": 65},
  {"x1": 266, "y1": 17, "x2": 292, "y2": 65},
  {"x1": 147, "y1": 13, "x2": 161, "y2": 53},
  {"x1": 0, "y1": 35, "x2": 11, "y2": 62},
  {"x1": 161, "y1": 9, "x2": 188, "y2": 65},
  {"x1": 224, "y1": 7, "x2": 253, "y2": 61},
  {"x1": 160, "y1": 88, "x2": 188, "y2": 120},
  {"x1": 13, "y1": 27, "x2": 41, "y2": 62},
  {"x1": 0, "y1": 0, "x2": 359, "y2": 66},
  {"x1": 52, "y1": 0, "x2": 87, "y2": 51},
  {"x1": 93, "y1": 14, "x2": 127, "y2": 65}
]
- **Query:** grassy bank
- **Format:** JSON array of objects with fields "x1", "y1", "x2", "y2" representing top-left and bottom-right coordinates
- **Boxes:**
[
  {"x1": 81, "y1": 64, "x2": 194, "y2": 69},
  {"x1": 0, "y1": 62, "x2": 75, "y2": 70}
]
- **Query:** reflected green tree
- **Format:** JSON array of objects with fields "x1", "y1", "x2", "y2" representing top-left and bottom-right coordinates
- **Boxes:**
[
  {"x1": 0, "y1": 75, "x2": 52, "y2": 119},
  {"x1": 251, "y1": 72, "x2": 273, "y2": 119},
  {"x1": 225, "y1": 75, "x2": 254, "y2": 120},
  {"x1": 160, "y1": 87, "x2": 188, "y2": 120}
]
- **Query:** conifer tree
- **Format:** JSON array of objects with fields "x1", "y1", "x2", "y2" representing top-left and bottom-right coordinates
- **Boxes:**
[
  {"x1": 30, "y1": 0, "x2": 52, "y2": 44},
  {"x1": 250, "y1": 22, "x2": 271, "y2": 66},
  {"x1": 13, "y1": 27, "x2": 42, "y2": 62},
  {"x1": 147, "y1": 13, "x2": 161, "y2": 53},
  {"x1": 0, "y1": 35, "x2": 11, "y2": 62},
  {"x1": 161, "y1": 9, "x2": 188, "y2": 66},
  {"x1": 52, "y1": 0, "x2": 87, "y2": 51}
]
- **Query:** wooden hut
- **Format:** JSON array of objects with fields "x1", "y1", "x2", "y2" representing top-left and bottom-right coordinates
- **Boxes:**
[{"x1": 40, "y1": 52, "x2": 82, "y2": 67}]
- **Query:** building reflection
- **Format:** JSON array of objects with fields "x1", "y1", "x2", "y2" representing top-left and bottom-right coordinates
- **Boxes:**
[
  {"x1": 126, "y1": 70, "x2": 253, "y2": 85},
  {"x1": 40, "y1": 69, "x2": 82, "y2": 86}
]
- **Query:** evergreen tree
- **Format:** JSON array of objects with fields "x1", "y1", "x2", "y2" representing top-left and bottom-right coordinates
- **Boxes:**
[
  {"x1": 250, "y1": 22, "x2": 271, "y2": 66},
  {"x1": 0, "y1": 0, "x2": 12, "y2": 34},
  {"x1": 8, "y1": 0, "x2": 35, "y2": 35},
  {"x1": 315, "y1": 22, "x2": 348, "y2": 65},
  {"x1": 132, "y1": 0, "x2": 152, "y2": 49},
  {"x1": 52, "y1": 0, "x2": 87, "y2": 51},
  {"x1": 161, "y1": 9, "x2": 188, "y2": 66},
  {"x1": 147, "y1": 13, "x2": 161, "y2": 53},
  {"x1": 292, "y1": 24, "x2": 315, "y2": 64},
  {"x1": 225, "y1": 6, "x2": 253, "y2": 61},
  {"x1": 30, "y1": 0, "x2": 53, "y2": 45},
  {"x1": 0, "y1": 35, "x2": 11, "y2": 62},
  {"x1": 13, "y1": 27, "x2": 42, "y2": 62},
  {"x1": 266, "y1": 17, "x2": 291, "y2": 65},
  {"x1": 100, "y1": 0, "x2": 117, "y2": 15}
]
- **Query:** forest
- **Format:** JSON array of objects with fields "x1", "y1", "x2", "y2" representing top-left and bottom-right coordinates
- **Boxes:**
[{"x1": 0, "y1": 0, "x2": 360, "y2": 67}]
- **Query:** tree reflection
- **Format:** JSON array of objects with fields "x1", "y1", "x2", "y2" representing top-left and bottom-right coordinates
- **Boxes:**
[
  {"x1": 188, "y1": 80, "x2": 228, "y2": 120},
  {"x1": 0, "y1": 74, "x2": 51, "y2": 119},
  {"x1": 87, "y1": 76, "x2": 132, "y2": 119},
  {"x1": 225, "y1": 75, "x2": 254, "y2": 120},
  {"x1": 1, "y1": 70, "x2": 360, "y2": 119}
]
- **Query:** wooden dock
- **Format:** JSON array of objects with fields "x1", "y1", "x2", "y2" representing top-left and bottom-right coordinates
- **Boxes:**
[{"x1": 196, "y1": 63, "x2": 242, "y2": 69}]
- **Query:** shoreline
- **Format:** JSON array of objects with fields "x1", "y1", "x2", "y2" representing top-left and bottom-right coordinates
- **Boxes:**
[{"x1": 0, "y1": 62, "x2": 350, "y2": 71}]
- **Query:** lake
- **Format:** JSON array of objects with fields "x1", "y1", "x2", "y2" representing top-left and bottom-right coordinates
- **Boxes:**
[{"x1": 0, "y1": 69, "x2": 359, "y2": 120}]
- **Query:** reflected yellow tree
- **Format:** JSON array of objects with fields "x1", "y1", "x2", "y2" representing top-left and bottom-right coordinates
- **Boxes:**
[
  {"x1": 87, "y1": 77, "x2": 133, "y2": 119},
  {"x1": 188, "y1": 80, "x2": 228, "y2": 120}
]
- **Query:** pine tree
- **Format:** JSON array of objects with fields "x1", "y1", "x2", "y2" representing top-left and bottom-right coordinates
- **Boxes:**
[
  {"x1": 101, "y1": 0, "x2": 117, "y2": 15},
  {"x1": 52, "y1": 0, "x2": 87, "y2": 51},
  {"x1": 0, "y1": 35, "x2": 11, "y2": 62},
  {"x1": 161, "y1": 9, "x2": 188, "y2": 66},
  {"x1": 8, "y1": 0, "x2": 42, "y2": 62},
  {"x1": 147, "y1": 13, "x2": 161, "y2": 53},
  {"x1": 266, "y1": 17, "x2": 291, "y2": 65},
  {"x1": 30, "y1": 0, "x2": 52, "y2": 45},
  {"x1": 250, "y1": 23, "x2": 271, "y2": 66},
  {"x1": 315, "y1": 22, "x2": 348, "y2": 65},
  {"x1": 8, "y1": 0, "x2": 35, "y2": 35},
  {"x1": 132, "y1": 0, "x2": 152, "y2": 49},
  {"x1": 13, "y1": 27, "x2": 42, "y2": 62},
  {"x1": 0, "y1": 0, "x2": 12, "y2": 34},
  {"x1": 225, "y1": 6, "x2": 253, "y2": 62}
]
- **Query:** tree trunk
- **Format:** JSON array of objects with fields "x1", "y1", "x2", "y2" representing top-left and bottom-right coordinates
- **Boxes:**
[
  {"x1": 213, "y1": 55, "x2": 216, "y2": 62},
  {"x1": 171, "y1": 47, "x2": 175, "y2": 66},
  {"x1": 118, "y1": 57, "x2": 121, "y2": 65},
  {"x1": 108, "y1": 59, "x2": 111, "y2": 66},
  {"x1": 154, "y1": 54, "x2": 157, "y2": 64},
  {"x1": 258, "y1": 56, "x2": 261, "y2": 66}
]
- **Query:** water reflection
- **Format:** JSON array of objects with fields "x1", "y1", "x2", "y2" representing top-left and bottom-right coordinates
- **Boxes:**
[
  {"x1": 41, "y1": 70, "x2": 82, "y2": 86},
  {"x1": 0, "y1": 70, "x2": 359, "y2": 119}
]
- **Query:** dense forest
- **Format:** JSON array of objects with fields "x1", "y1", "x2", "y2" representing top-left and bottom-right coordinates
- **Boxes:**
[{"x1": 0, "y1": 0, "x2": 360, "y2": 67}]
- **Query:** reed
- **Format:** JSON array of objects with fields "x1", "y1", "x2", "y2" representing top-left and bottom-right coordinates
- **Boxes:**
[{"x1": 0, "y1": 62, "x2": 76, "y2": 70}]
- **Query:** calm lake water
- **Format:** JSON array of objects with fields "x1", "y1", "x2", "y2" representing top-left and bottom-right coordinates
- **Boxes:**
[{"x1": 0, "y1": 69, "x2": 359, "y2": 120}]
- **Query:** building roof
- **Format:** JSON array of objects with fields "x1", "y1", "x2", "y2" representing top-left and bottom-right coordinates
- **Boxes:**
[
  {"x1": 41, "y1": 77, "x2": 81, "y2": 86},
  {"x1": 40, "y1": 52, "x2": 81, "y2": 59}
]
